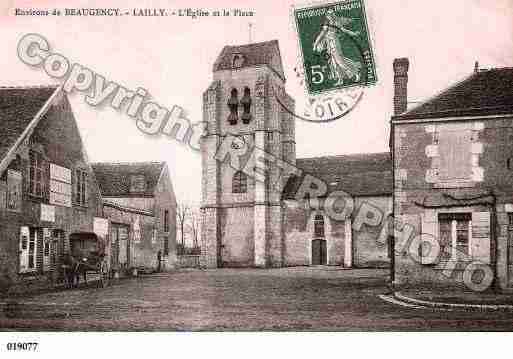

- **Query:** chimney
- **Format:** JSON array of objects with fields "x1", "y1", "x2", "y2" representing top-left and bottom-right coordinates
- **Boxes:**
[{"x1": 393, "y1": 57, "x2": 409, "y2": 115}]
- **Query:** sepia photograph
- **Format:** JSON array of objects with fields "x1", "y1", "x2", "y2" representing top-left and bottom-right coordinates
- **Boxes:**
[{"x1": 0, "y1": 0, "x2": 513, "y2": 356}]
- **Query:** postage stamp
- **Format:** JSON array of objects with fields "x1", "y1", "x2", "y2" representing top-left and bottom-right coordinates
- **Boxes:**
[{"x1": 292, "y1": 0, "x2": 378, "y2": 95}]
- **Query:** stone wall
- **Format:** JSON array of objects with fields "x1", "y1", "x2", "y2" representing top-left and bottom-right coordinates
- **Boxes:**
[
  {"x1": 353, "y1": 196, "x2": 392, "y2": 268},
  {"x1": 393, "y1": 117, "x2": 513, "y2": 290}
]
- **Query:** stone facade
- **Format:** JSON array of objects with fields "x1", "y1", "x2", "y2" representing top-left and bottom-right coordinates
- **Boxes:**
[
  {"x1": 92, "y1": 162, "x2": 177, "y2": 272},
  {"x1": 391, "y1": 62, "x2": 513, "y2": 291},
  {"x1": 201, "y1": 41, "x2": 295, "y2": 268},
  {"x1": 200, "y1": 40, "x2": 393, "y2": 269}
]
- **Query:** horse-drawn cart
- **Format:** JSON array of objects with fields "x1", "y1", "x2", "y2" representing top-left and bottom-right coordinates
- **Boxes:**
[{"x1": 63, "y1": 232, "x2": 110, "y2": 288}]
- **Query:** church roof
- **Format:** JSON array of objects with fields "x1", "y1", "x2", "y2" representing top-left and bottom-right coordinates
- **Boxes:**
[
  {"x1": 394, "y1": 67, "x2": 513, "y2": 120},
  {"x1": 213, "y1": 40, "x2": 285, "y2": 81},
  {"x1": 91, "y1": 162, "x2": 165, "y2": 197},
  {"x1": 0, "y1": 86, "x2": 58, "y2": 163},
  {"x1": 282, "y1": 152, "x2": 392, "y2": 199}
]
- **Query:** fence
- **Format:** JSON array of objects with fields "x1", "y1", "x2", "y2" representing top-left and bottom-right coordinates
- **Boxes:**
[{"x1": 177, "y1": 255, "x2": 201, "y2": 268}]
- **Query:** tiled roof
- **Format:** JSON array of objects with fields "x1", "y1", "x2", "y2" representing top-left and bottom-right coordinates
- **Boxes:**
[
  {"x1": 91, "y1": 162, "x2": 165, "y2": 197},
  {"x1": 0, "y1": 86, "x2": 58, "y2": 162},
  {"x1": 394, "y1": 67, "x2": 513, "y2": 120},
  {"x1": 213, "y1": 40, "x2": 285, "y2": 80},
  {"x1": 282, "y1": 152, "x2": 392, "y2": 199}
]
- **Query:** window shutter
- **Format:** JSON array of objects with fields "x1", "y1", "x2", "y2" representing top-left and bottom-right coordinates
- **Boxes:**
[
  {"x1": 420, "y1": 211, "x2": 437, "y2": 264},
  {"x1": 471, "y1": 211, "x2": 491, "y2": 264}
]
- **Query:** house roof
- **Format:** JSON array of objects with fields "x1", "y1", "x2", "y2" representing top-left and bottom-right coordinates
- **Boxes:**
[
  {"x1": 0, "y1": 86, "x2": 58, "y2": 162},
  {"x1": 394, "y1": 67, "x2": 513, "y2": 120},
  {"x1": 282, "y1": 152, "x2": 392, "y2": 199},
  {"x1": 213, "y1": 40, "x2": 285, "y2": 81},
  {"x1": 91, "y1": 162, "x2": 165, "y2": 197}
]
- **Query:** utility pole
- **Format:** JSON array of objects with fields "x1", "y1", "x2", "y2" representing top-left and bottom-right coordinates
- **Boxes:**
[{"x1": 248, "y1": 23, "x2": 253, "y2": 43}]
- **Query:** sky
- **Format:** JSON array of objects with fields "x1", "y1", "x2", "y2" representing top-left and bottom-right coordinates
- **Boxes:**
[{"x1": 1, "y1": 0, "x2": 512, "y2": 205}]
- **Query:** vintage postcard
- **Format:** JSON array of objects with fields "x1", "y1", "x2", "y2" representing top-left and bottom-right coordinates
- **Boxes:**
[{"x1": 0, "y1": 0, "x2": 513, "y2": 357}]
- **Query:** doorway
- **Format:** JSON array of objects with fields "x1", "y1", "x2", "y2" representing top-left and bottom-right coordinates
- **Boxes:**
[{"x1": 312, "y1": 239, "x2": 327, "y2": 265}]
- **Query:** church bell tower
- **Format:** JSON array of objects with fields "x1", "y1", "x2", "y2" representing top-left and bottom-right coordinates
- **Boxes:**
[{"x1": 200, "y1": 40, "x2": 295, "y2": 268}]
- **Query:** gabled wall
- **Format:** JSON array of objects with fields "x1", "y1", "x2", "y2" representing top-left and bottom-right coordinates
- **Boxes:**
[{"x1": 0, "y1": 91, "x2": 103, "y2": 289}]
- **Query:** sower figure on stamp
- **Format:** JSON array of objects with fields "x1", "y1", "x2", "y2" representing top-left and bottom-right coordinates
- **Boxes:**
[{"x1": 313, "y1": 13, "x2": 362, "y2": 85}]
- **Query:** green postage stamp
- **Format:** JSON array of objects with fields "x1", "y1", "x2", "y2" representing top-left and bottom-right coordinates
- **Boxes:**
[{"x1": 293, "y1": 0, "x2": 378, "y2": 95}]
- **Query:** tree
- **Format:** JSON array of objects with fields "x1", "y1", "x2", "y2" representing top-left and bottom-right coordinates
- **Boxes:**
[
  {"x1": 189, "y1": 206, "x2": 200, "y2": 250},
  {"x1": 176, "y1": 203, "x2": 190, "y2": 254}
]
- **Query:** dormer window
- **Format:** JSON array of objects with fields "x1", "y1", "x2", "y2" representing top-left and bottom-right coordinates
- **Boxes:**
[
  {"x1": 240, "y1": 87, "x2": 252, "y2": 124},
  {"x1": 228, "y1": 88, "x2": 239, "y2": 125},
  {"x1": 232, "y1": 54, "x2": 245, "y2": 69},
  {"x1": 130, "y1": 174, "x2": 146, "y2": 193}
]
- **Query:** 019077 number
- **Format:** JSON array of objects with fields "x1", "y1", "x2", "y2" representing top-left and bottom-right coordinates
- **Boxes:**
[{"x1": 6, "y1": 342, "x2": 39, "y2": 351}]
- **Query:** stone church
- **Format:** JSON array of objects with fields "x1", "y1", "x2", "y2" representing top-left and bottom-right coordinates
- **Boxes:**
[{"x1": 200, "y1": 40, "x2": 392, "y2": 268}]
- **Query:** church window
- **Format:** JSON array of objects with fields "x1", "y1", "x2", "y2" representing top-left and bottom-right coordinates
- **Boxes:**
[
  {"x1": 228, "y1": 88, "x2": 239, "y2": 125},
  {"x1": 232, "y1": 54, "x2": 245, "y2": 69},
  {"x1": 314, "y1": 214, "x2": 325, "y2": 238},
  {"x1": 240, "y1": 87, "x2": 252, "y2": 124},
  {"x1": 232, "y1": 171, "x2": 247, "y2": 193}
]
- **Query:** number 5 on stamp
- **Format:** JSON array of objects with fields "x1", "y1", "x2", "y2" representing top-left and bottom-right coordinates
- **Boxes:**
[{"x1": 293, "y1": 0, "x2": 378, "y2": 95}]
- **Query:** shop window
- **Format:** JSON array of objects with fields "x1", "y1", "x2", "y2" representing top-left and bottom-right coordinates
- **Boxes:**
[
  {"x1": 74, "y1": 169, "x2": 88, "y2": 206},
  {"x1": 28, "y1": 150, "x2": 45, "y2": 197},
  {"x1": 314, "y1": 214, "x2": 325, "y2": 238},
  {"x1": 438, "y1": 213, "x2": 471, "y2": 260},
  {"x1": 232, "y1": 171, "x2": 247, "y2": 193}
]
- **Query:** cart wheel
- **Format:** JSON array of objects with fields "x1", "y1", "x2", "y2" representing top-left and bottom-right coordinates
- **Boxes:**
[{"x1": 100, "y1": 260, "x2": 109, "y2": 288}]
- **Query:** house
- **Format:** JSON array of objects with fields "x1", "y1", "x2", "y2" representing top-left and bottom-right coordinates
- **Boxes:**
[
  {"x1": 391, "y1": 59, "x2": 513, "y2": 291},
  {"x1": 200, "y1": 40, "x2": 392, "y2": 268},
  {"x1": 91, "y1": 162, "x2": 177, "y2": 272},
  {"x1": 0, "y1": 85, "x2": 105, "y2": 291}
]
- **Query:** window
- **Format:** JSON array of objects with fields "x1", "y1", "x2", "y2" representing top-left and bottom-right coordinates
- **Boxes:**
[
  {"x1": 74, "y1": 169, "x2": 88, "y2": 206},
  {"x1": 227, "y1": 88, "x2": 239, "y2": 125},
  {"x1": 507, "y1": 158, "x2": 513, "y2": 170},
  {"x1": 232, "y1": 54, "x2": 245, "y2": 68},
  {"x1": 164, "y1": 236, "x2": 169, "y2": 256},
  {"x1": 429, "y1": 125, "x2": 475, "y2": 186},
  {"x1": 314, "y1": 214, "x2": 325, "y2": 238},
  {"x1": 164, "y1": 209, "x2": 169, "y2": 233},
  {"x1": 240, "y1": 87, "x2": 252, "y2": 124},
  {"x1": 130, "y1": 174, "x2": 146, "y2": 193},
  {"x1": 438, "y1": 213, "x2": 471, "y2": 260},
  {"x1": 28, "y1": 150, "x2": 44, "y2": 197},
  {"x1": 19, "y1": 227, "x2": 38, "y2": 273},
  {"x1": 232, "y1": 171, "x2": 247, "y2": 193}
]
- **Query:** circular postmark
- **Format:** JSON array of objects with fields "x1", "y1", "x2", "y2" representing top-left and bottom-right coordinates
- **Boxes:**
[{"x1": 277, "y1": 5, "x2": 376, "y2": 122}]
